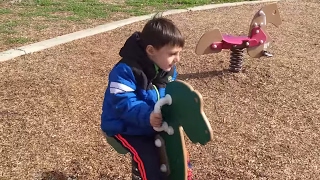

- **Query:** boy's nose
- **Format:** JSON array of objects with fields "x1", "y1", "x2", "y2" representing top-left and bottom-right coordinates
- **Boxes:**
[{"x1": 175, "y1": 55, "x2": 180, "y2": 63}]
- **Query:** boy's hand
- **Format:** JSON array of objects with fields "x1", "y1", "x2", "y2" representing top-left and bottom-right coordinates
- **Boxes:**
[{"x1": 150, "y1": 111, "x2": 162, "y2": 127}]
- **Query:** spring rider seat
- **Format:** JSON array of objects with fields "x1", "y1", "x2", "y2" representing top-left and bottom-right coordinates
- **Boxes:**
[{"x1": 195, "y1": 3, "x2": 282, "y2": 72}]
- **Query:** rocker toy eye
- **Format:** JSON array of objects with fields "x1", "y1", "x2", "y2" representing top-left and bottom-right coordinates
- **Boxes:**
[{"x1": 273, "y1": 10, "x2": 277, "y2": 15}]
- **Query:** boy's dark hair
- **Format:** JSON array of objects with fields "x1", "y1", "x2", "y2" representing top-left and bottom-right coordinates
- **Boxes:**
[{"x1": 140, "y1": 13, "x2": 185, "y2": 50}]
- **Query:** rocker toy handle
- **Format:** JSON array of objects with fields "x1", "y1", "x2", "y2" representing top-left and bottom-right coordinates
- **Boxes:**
[{"x1": 153, "y1": 94, "x2": 174, "y2": 135}]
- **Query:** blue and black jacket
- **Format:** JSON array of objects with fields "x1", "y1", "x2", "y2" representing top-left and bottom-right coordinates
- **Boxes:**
[{"x1": 101, "y1": 32, "x2": 177, "y2": 137}]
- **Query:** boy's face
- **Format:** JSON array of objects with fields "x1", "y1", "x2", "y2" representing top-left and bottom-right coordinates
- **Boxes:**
[{"x1": 146, "y1": 45, "x2": 182, "y2": 72}]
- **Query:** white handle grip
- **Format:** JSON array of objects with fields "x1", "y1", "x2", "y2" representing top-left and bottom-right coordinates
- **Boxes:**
[
  {"x1": 154, "y1": 94, "x2": 172, "y2": 114},
  {"x1": 153, "y1": 94, "x2": 174, "y2": 135}
]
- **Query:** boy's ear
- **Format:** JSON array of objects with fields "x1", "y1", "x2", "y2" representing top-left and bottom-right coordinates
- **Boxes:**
[{"x1": 146, "y1": 45, "x2": 156, "y2": 56}]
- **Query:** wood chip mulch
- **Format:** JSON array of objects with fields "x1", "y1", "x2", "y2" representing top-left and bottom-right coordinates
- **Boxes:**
[{"x1": 1, "y1": 0, "x2": 319, "y2": 179}]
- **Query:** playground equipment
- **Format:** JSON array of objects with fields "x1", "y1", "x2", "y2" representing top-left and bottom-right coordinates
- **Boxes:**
[
  {"x1": 195, "y1": 3, "x2": 282, "y2": 72},
  {"x1": 104, "y1": 80, "x2": 213, "y2": 180}
]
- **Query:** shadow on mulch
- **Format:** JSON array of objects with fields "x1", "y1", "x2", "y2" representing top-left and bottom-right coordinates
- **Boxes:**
[
  {"x1": 40, "y1": 171, "x2": 69, "y2": 180},
  {"x1": 178, "y1": 69, "x2": 231, "y2": 80}
]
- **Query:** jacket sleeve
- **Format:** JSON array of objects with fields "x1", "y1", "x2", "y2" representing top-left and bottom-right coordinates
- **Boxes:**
[
  {"x1": 157, "y1": 65, "x2": 178, "y2": 98},
  {"x1": 106, "y1": 63, "x2": 153, "y2": 127}
]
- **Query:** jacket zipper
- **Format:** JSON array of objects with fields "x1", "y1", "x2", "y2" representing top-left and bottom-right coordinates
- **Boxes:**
[
  {"x1": 153, "y1": 85, "x2": 160, "y2": 101},
  {"x1": 152, "y1": 64, "x2": 160, "y2": 101}
]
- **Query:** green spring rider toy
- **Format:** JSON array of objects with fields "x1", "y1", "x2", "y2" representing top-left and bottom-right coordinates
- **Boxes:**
[{"x1": 105, "y1": 80, "x2": 213, "y2": 180}]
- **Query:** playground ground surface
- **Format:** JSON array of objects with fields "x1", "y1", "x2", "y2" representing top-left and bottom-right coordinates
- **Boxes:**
[{"x1": 1, "y1": 0, "x2": 320, "y2": 179}]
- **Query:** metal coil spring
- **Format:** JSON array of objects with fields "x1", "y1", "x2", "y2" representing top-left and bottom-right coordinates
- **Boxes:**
[{"x1": 229, "y1": 48, "x2": 244, "y2": 73}]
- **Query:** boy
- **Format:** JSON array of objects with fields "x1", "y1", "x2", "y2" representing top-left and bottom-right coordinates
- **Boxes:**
[{"x1": 101, "y1": 15, "x2": 193, "y2": 180}]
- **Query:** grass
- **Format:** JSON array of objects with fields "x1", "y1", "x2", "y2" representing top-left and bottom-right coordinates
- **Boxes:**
[
  {"x1": 0, "y1": 0, "x2": 245, "y2": 50},
  {"x1": 13, "y1": 0, "x2": 118, "y2": 20},
  {"x1": 0, "y1": 21, "x2": 19, "y2": 35},
  {"x1": 0, "y1": 8, "x2": 12, "y2": 15},
  {"x1": 5, "y1": 37, "x2": 32, "y2": 44}
]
